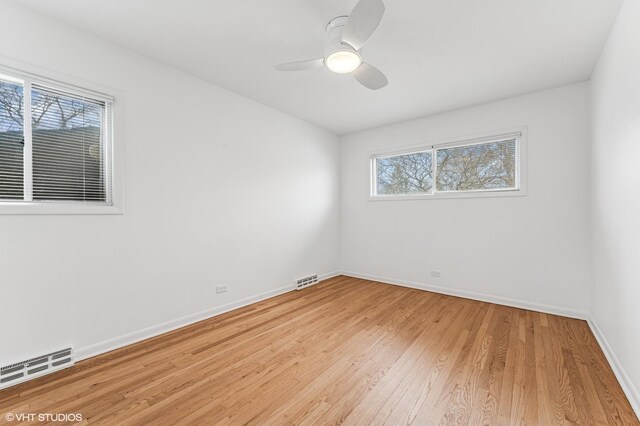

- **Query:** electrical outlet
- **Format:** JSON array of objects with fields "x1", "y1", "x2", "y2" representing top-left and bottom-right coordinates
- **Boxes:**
[
  {"x1": 216, "y1": 284, "x2": 228, "y2": 294},
  {"x1": 430, "y1": 270, "x2": 441, "y2": 278}
]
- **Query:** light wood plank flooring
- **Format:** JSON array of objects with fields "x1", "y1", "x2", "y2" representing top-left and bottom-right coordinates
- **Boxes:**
[{"x1": 0, "y1": 276, "x2": 637, "y2": 425}]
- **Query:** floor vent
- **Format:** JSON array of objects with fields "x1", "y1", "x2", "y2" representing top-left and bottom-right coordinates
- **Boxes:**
[
  {"x1": 296, "y1": 274, "x2": 318, "y2": 290},
  {"x1": 0, "y1": 347, "x2": 74, "y2": 390}
]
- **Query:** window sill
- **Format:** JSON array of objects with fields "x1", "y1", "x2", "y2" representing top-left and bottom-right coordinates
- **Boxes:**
[
  {"x1": 0, "y1": 202, "x2": 123, "y2": 215},
  {"x1": 368, "y1": 189, "x2": 527, "y2": 201}
]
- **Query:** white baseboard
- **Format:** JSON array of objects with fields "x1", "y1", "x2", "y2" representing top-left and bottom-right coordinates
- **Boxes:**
[
  {"x1": 587, "y1": 317, "x2": 640, "y2": 418},
  {"x1": 341, "y1": 270, "x2": 589, "y2": 320},
  {"x1": 75, "y1": 272, "x2": 339, "y2": 362},
  {"x1": 318, "y1": 270, "x2": 341, "y2": 281},
  {"x1": 75, "y1": 284, "x2": 292, "y2": 361}
]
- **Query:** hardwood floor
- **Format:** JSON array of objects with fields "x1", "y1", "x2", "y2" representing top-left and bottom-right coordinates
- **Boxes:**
[{"x1": 0, "y1": 276, "x2": 637, "y2": 425}]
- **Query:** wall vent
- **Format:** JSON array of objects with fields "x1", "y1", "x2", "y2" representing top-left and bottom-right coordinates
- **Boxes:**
[
  {"x1": 0, "y1": 347, "x2": 74, "y2": 390},
  {"x1": 296, "y1": 274, "x2": 318, "y2": 290}
]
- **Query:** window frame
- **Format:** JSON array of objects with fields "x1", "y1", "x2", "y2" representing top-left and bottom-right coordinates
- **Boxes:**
[
  {"x1": 0, "y1": 61, "x2": 123, "y2": 215},
  {"x1": 369, "y1": 128, "x2": 527, "y2": 201}
]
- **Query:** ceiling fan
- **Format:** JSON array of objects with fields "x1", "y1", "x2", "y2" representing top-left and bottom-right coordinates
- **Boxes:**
[{"x1": 275, "y1": 0, "x2": 388, "y2": 90}]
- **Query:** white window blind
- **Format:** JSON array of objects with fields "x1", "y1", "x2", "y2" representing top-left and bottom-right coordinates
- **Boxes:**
[
  {"x1": 0, "y1": 79, "x2": 24, "y2": 200},
  {"x1": 0, "y1": 71, "x2": 112, "y2": 205},
  {"x1": 31, "y1": 85, "x2": 107, "y2": 202}
]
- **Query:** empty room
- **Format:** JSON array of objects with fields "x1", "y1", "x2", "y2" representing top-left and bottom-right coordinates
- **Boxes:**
[{"x1": 0, "y1": 0, "x2": 638, "y2": 424}]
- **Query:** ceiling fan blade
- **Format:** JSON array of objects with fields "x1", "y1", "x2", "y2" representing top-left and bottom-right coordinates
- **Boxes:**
[
  {"x1": 352, "y1": 63, "x2": 388, "y2": 90},
  {"x1": 342, "y1": 0, "x2": 385, "y2": 50},
  {"x1": 275, "y1": 58, "x2": 324, "y2": 71}
]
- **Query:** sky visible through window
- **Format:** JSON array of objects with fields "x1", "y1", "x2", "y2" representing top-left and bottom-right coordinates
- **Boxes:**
[
  {"x1": 376, "y1": 151, "x2": 432, "y2": 195},
  {"x1": 375, "y1": 138, "x2": 517, "y2": 196}
]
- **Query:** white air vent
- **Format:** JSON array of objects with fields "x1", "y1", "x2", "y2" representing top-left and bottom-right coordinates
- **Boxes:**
[
  {"x1": 296, "y1": 274, "x2": 318, "y2": 290},
  {"x1": 0, "y1": 347, "x2": 74, "y2": 390}
]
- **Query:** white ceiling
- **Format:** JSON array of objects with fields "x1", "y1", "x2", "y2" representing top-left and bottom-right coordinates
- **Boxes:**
[{"x1": 13, "y1": 0, "x2": 623, "y2": 135}]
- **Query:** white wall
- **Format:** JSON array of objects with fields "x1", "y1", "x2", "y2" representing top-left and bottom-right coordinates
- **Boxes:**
[
  {"x1": 340, "y1": 83, "x2": 591, "y2": 316},
  {"x1": 590, "y1": 0, "x2": 640, "y2": 412},
  {"x1": 0, "y1": 3, "x2": 340, "y2": 365}
]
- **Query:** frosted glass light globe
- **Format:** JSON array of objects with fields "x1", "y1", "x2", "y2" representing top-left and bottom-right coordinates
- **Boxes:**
[{"x1": 325, "y1": 50, "x2": 362, "y2": 73}]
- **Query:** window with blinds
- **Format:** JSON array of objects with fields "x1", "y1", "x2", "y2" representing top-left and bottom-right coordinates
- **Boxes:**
[
  {"x1": 371, "y1": 133, "x2": 522, "y2": 198},
  {"x1": 0, "y1": 71, "x2": 112, "y2": 205},
  {"x1": 0, "y1": 79, "x2": 24, "y2": 200}
]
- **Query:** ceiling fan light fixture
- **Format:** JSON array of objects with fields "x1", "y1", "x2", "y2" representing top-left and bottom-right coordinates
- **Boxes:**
[
  {"x1": 275, "y1": 0, "x2": 388, "y2": 89},
  {"x1": 325, "y1": 50, "x2": 362, "y2": 74}
]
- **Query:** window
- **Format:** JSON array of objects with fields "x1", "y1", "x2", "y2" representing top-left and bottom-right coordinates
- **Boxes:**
[
  {"x1": 371, "y1": 132, "x2": 524, "y2": 199},
  {"x1": 435, "y1": 139, "x2": 516, "y2": 192},
  {"x1": 376, "y1": 150, "x2": 432, "y2": 195},
  {"x1": 0, "y1": 70, "x2": 113, "y2": 206}
]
